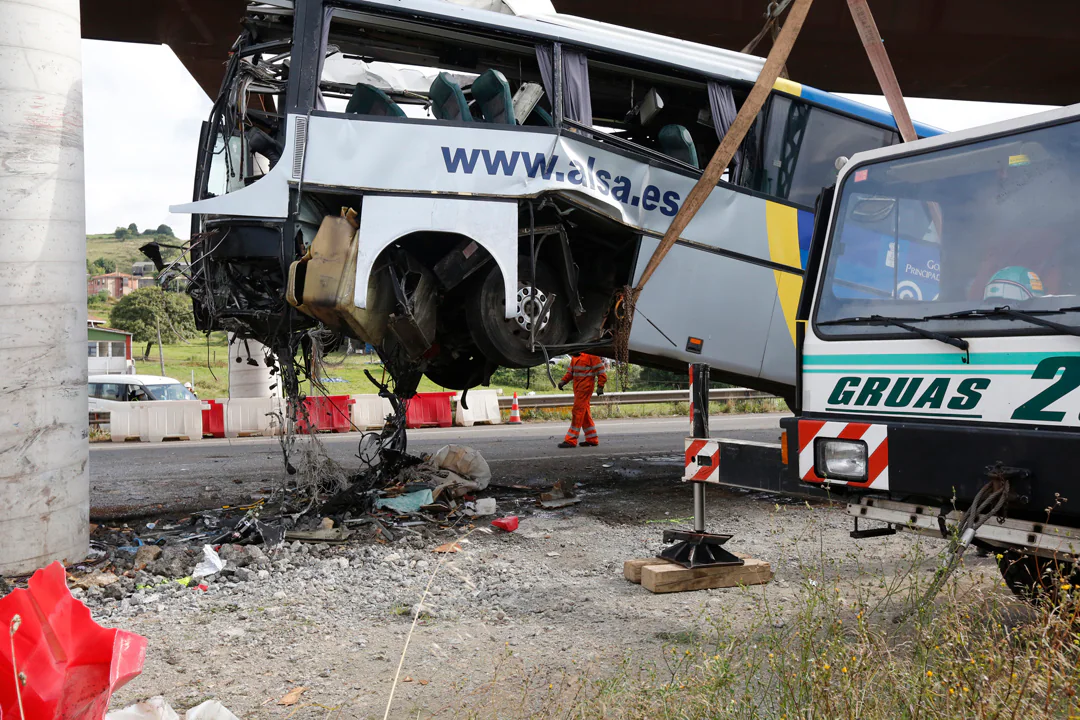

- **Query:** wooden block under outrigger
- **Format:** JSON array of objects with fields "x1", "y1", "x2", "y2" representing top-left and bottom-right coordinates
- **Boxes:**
[{"x1": 623, "y1": 556, "x2": 772, "y2": 594}]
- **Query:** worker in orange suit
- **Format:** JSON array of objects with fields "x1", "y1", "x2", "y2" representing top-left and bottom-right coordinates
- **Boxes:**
[{"x1": 557, "y1": 352, "x2": 607, "y2": 448}]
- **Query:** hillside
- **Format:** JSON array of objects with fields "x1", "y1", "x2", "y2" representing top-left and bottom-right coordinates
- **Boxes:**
[{"x1": 86, "y1": 233, "x2": 182, "y2": 275}]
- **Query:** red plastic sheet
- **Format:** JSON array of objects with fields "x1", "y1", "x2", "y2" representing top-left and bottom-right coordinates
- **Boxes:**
[{"x1": 0, "y1": 562, "x2": 147, "y2": 720}]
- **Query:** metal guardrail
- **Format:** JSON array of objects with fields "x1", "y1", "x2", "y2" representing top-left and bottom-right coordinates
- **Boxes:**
[
  {"x1": 496, "y1": 388, "x2": 773, "y2": 409},
  {"x1": 89, "y1": 411, "x2": 109, "y2": 427}
]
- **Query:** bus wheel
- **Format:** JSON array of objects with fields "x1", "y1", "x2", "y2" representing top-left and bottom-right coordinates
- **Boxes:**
[
  {"x1": 424, "y1": 347, "x2": 491, "y2": 390},
  {"x1": 466, "y1": 257, "x2": 569, "y2": 368},
  {"x1": 996, "y1": 549, "x2": 1079, "y2": 601}
]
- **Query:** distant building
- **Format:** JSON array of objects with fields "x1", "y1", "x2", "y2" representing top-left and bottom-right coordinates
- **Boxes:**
[
  {"x1": 131, "y1": 260, "x2": 157, "y2": 276},
  {"x1": 87, "y1": 314, "x2": 107, "y2": 328},
  {"x1": 88, "y1": 323, "x2": 135, "y2": 375},
  {"x1": 137, "y1": 276, "x2": 157, "y2": 289},
  {"x1": 88, "y1": 272, "x2": 136, "y2": 299}
]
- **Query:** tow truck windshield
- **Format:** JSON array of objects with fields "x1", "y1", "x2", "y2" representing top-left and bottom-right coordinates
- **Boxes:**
[{"x1": 816, "y1": 117, "x2": 1080, "y2": 338}]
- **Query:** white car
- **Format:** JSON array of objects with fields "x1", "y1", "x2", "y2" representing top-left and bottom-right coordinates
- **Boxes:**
[{"x1": 88, "y1": 374, "x2": 197, "y2": 412}]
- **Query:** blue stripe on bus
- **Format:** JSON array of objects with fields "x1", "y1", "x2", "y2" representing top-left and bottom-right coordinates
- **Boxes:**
[
  {"x1": 796, "y1": 209, "x2": 814, "y2": 269},
  {"x1": 798, "y1": 85, "x2": 944, "y2": 138}
]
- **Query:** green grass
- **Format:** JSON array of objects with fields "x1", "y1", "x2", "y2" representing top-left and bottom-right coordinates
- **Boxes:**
[
  {"x1": 133, "y1": 333, "x2": 563, "y2": 401},
  {"x1": 86, "y1": 233, "x2": 180, "y2": 274},
  {"x1": 445, "y1": 508, "x2": 1080, "y2": 720}
]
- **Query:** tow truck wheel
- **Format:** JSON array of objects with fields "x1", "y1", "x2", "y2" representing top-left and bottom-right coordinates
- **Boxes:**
[
  {"x1": 466, "y1": 257, "x2": 569, "y2": 368},
  {"x1": 996, "y1": 549, "x2": 1079, "y2": 601}
]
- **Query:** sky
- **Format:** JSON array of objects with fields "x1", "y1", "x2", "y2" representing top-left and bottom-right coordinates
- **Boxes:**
[{"x1": 81, "y1": 40, "x2": 1057, "y2": 240}]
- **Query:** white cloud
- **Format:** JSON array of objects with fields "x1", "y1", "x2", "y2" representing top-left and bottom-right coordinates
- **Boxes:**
[{"x1": 82, "y1": 40, "x2": 211, "y2": 239}]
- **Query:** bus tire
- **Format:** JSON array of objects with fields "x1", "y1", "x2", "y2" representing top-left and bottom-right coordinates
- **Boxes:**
[
  {"x1": 466, "y1": 256, "x2": 569, "y2": 368},
  {"x1": 996, "y1": 549, "x2": 1078, "y2": 601}
]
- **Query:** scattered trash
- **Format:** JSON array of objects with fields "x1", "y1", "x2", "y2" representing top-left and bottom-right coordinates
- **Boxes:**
[
  {"x1": 68, "y1": 569, "x2": 120, "y2": 589},
  {"x1": 0, "y1": 562, "x2": 147, "y2": 720},
  {"x1": 546, "y1": 552, "x2": 561, "y2": 557},
  {"x1": 602, "y1": 463, "x2": 613, "y2": 468},
  {"x1": 319, "y1": 516, "x2": 335, "y2": 530},
  {"x1": 278, "y1": 686, "x2": 307, "y2": 706},
  {"x1": 106, "y1": 698, "x2": 241, "y2": 720},
  {"x1": 284, "y1": 527, "x2": 356, "y2": 544},
  {"x1": 433, "y1": 542, "x2": 461, "y2": 554},
  {"x1": 403, "y1": 676, "x2": 414, "y2": 683},
  {"x1": 105, "y1": 696, "x2": 179, "y2": 720},
  {"x1": 468, "y1": 497, "x2": 497, "y2": 517},
  {"x1": 428, "y1": 445, "x2": 491, "y2": 491},
  {"x1": 539, "y1": 479, "x2": 581, "y2": 509},
  {"x1": 491, "y1": 516, "x2": 519, "y2": 532},
  {"x1": 192, "y1": 544, "x2": 226, "y2": 579},
  {"x1": 419, "y1": 679, "x2": 430, "y2": 686},
  {"x1": 375, "y1": 489, "x2": 434, "y2": 513}
]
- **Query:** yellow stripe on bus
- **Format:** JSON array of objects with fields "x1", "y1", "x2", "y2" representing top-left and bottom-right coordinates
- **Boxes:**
[
  {"x1": 772, "y1": 77, "x2": 803, "y2": 97},
  {"x1": 764, "y1": 201, "x2": 803, "y2": 345}
]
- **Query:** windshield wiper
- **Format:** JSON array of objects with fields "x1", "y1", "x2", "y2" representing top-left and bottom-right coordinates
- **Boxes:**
[
  {"x1": 927, "y1": 306, "x2": 1080, "y2": 338},
  {"x1": 818, "y1": 315, "x2": 969, "y2": 352}
]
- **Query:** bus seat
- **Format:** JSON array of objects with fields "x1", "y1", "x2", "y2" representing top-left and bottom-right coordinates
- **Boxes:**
[
  {"x1": 346, "y1": 84, "x2": 407, "y2": 117},
  {"x1": 430, "y1": 72, "x2": 472, "y2": 122},
  {"x1": 658, "y1": 124, "x2": 699, "y2": 168},
  {"x1": 525, "y1": 106, "x2": 553, "y2": 126},
  {"x1": 472, "y1": 69, "x2": 515, "y2": 124}
]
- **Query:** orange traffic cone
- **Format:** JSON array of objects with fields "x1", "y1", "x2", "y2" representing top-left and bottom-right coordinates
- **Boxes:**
[{"x1": 508, "y1": 392, "x2": 522, "y2": 424}]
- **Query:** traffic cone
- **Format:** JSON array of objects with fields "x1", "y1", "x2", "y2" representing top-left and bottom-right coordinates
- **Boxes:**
[{"x1": 508, "y1": 392, "x2": 522, "y2": 424}]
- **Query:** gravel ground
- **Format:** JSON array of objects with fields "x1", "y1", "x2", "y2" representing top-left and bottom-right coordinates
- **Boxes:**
[{"x1": 85, "y1": 468, "x2": 1002, "y2": 719}]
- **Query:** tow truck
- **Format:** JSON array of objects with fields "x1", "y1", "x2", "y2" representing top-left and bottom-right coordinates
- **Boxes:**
[{"x1": 771, "y1": 103, "x2": 1080, "y2": 595}]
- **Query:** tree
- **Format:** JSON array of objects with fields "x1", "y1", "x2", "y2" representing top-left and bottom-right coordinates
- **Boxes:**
[
  {"x1": 109, "y1": 287, "x2": 196, "y2": 360},
  {"x1": 127, "y1": 223, "x2": 138, "y2": 235},
  {"x1": 87, "y1": 257, "x2": 116, "y2": 275},
  {"x1": 141, "y1": 228, "x2": 157, "y2": 235},
  {"x1": 114, "y1": 226, "x2": 128, "y2": 239},
  {"x1": 155, "y1": 224, "x2": 174, "y2": 237}
]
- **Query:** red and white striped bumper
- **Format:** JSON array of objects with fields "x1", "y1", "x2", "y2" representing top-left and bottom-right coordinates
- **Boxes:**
[
  {"x1": 797, "y1": 420, "x2": 889, "y2": 490},
  {"x1": 684, "y1": 438, "x2": 720, "y2": 483}
]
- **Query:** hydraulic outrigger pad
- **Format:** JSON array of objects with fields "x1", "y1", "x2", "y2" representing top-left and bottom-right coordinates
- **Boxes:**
[
  {"x1": 656, "y1": 362, "x2": 746, "y2": 569},
  {"x1": 658, "y1": 530, "x2": 744, "y2": 569}
]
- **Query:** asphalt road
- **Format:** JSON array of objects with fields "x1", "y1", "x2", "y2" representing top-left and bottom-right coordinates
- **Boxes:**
[{"x1": 89, "y1": 413, "x2": 787, "y2": 520}]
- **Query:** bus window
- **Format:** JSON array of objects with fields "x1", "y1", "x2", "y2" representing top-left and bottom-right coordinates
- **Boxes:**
[
  {"x1": 571, "y1": 51, "x2": 721, "y2": 173},
  {"x1": 318, "y1": 11, "x2": 549, "y2": 125},
  {"x1": 753, "y1": 96, "x2": 898, "y2": 207}
]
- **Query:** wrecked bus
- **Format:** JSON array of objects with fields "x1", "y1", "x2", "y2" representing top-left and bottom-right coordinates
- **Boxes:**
[{"x1": 171, "y1": 0, "x2": 940, "y2": 399}]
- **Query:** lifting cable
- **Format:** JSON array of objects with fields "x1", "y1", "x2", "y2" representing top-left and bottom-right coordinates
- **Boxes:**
[
  {"x1": 897, "y1": 472, "x2": 1011, "y2": 624},
  {"x1": 631, "y1": 0, "x2": 814, "y2": 302}
]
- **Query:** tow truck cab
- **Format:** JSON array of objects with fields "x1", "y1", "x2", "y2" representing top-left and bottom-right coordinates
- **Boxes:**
[{"x1": 780, "y1": 103, "x2": 1080, "y2": 591}]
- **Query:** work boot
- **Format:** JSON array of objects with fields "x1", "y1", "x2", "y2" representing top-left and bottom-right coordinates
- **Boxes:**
[
  {"x1": 583, "y1": 441, "x2": 599, "y2": 447},
  {"x1": 558, "y1": 441, "x2": 577, "y2": 448}
]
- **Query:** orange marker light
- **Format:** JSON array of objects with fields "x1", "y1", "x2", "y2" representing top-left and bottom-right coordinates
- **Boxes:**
[{"x1": 780, "y1": 430, "x2": 789, "y2": 465}]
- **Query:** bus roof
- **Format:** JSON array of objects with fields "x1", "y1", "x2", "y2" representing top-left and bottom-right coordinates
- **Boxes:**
[{"x1": 275, "y1": 0, "x2": 943, "y2": 136}]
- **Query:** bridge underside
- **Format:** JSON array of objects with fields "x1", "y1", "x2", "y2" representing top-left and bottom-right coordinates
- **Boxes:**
[{"x1": 80, "y1": 0, "x2": 1076, "y2": 105}]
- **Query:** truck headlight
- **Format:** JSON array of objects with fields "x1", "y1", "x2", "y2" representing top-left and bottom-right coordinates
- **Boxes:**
[{"x1": 815, "y1": 439, "x2": 868, "y2": 482}]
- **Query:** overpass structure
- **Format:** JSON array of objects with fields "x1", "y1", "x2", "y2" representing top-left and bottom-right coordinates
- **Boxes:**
[
  {"x1": 80, "y1": 0, "x2": 1080, "y2": 105},
  {"x1": 1, "y1": 0, "x2": 1077, "y2": 574}
]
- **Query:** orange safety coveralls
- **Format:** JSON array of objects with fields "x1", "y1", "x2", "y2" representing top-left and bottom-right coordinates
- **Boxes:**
[{"x1": 561, "y1": 353, "x2": 607, "y2": 446}]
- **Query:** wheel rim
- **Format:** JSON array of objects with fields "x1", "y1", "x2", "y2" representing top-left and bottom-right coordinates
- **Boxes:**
[{"x1": 514, "y1": 286, "x2": 551, "y2": 334}]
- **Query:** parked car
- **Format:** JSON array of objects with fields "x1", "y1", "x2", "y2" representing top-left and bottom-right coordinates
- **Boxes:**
[{"x1": 88, "y1": 374, "x2": 197, "y2": 412}]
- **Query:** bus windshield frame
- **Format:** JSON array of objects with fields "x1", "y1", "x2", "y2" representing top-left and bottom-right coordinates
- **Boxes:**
[{"x1": 813, "y1": 115, "x2": 1080, "y2": 341}]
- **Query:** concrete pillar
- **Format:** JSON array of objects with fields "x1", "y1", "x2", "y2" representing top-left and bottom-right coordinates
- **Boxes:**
[
  {"x1": 228, "y1": 334, "x2": 278, "y2": 398},
  {"x1": 0, "y1": 0, "x2": 89, "y2": 573}
]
